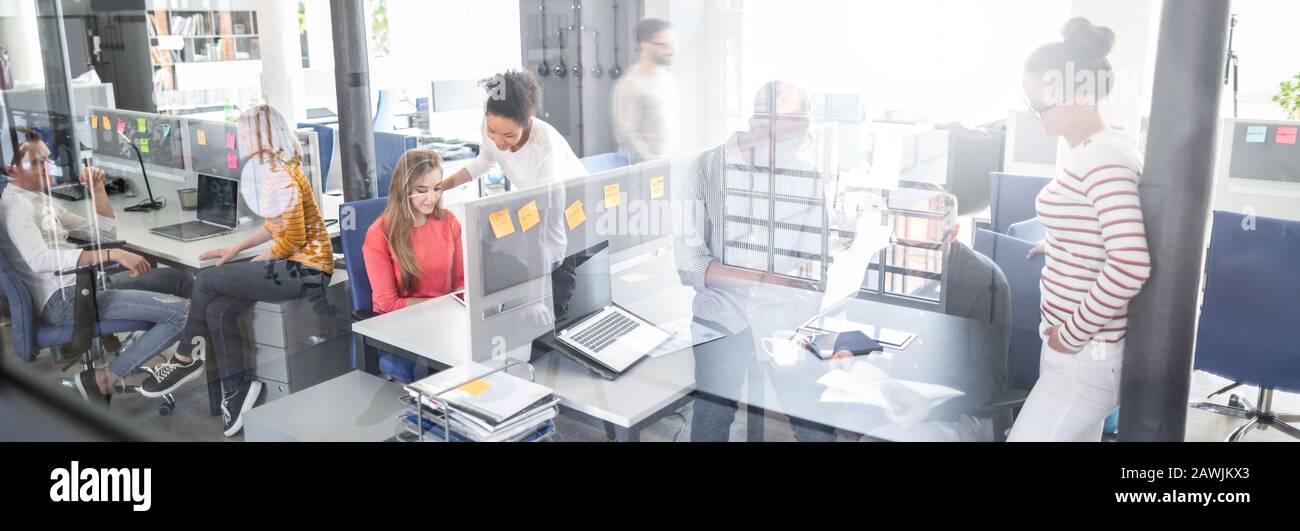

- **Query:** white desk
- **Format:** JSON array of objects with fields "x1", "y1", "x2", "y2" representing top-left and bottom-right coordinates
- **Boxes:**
[
  {"x1": 351, "y1": 256, "x2": 697, "y2": 440},
  {"x1": 108, "y1": 180, "x2": 344, "y2": 270}
]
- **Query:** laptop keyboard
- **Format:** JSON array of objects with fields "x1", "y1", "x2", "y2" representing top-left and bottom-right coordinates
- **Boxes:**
[{"x1": 571, "y1": 312, "x2": 641, "y2": 353}]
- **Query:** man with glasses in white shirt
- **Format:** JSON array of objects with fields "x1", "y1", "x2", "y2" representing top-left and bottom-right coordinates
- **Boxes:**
[{"x1": 613, "y1": 18, "x2": 678, "y2": 164}]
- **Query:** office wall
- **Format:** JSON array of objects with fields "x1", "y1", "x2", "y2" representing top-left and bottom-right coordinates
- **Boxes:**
[
  {"x1": 0, "y1": 1, "x2": 45, "y2": 85},
  {"x1": 1228, "y1": 1, "x2": 1300, "y2": 120},
  {"x1": 1068, "y1": 0, "x2": 1161, "y2": 134}
]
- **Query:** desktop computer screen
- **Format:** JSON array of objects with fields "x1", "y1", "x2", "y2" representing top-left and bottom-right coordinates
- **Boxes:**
[
  {"x1": 1228, "y1": 121, "x2": 1300, "y2": 184},
  {"x1": 89, "y1": 109, "x2": 186, "y2": 171},
  {"x1": 1004, "y1": 110, "x2": 1059, "y2": 176},
  {"x1": 189, "y1": 119, "x2": 242, "y2": 179}
]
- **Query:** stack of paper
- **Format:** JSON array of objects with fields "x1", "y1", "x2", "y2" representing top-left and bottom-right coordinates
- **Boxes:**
[
  {"x1": 817, "y1": 364, "x2": 964, "y2": 412},
  {"x1": 404, "y1": 362, "x2": 559, "y2": 442}
]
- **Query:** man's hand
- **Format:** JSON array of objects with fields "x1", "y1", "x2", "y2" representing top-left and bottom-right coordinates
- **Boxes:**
[
  {"x1": 79, "y1": 165, "x2": 107, "y2": 190},
  {"x1": 111, "y1": 250, "x2": 152, "y2": 278},
  {"x1": 1027, "y1": 240, "x2": 1046, "y2": 259}
]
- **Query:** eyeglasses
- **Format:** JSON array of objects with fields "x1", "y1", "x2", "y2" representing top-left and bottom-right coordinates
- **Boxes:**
[
  {"x1": 19, "y1": 157, "x2": 51, "y2": 171},
  {"x1": 1024, "y1": 98, "x2": 1059, "y2": 119},
  {"x1": 649, "y1": 41, "x2": 675, "y2": 49}
]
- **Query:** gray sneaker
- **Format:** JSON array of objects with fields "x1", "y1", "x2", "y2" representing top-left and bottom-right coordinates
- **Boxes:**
[{"x1": 74, "y1": 369, "x2": 111, "y2": 408}]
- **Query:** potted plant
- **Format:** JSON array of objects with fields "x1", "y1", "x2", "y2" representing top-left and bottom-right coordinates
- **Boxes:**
[{"x1": 1273, "y1": 73, "x2": 1300, "y2": 120}]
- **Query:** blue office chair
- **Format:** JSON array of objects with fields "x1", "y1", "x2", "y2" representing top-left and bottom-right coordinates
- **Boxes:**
[
  {"x1": 297, "y1": 123, "x2": 335, "y2": 182},
  {"x1": 373, "y1": 89, "x2": 398, "y2": 133},
  {"x1": 339, "y1": 197, "x2": 419, "y2": 382},
  {"x1": 1007, "y1": 217, "x2": 1046, "y2": 243},
  {"x1": 0, "y1": 181, "x2": 175, "y2": 411},
  {"x1": 1189, "y1": 211, "x2": 1300, "y2": 441},
  {"x1": 973, "y1": 229, "x2": 1045, "y2": 393},
  {"x1": 373, "y1": 131, "x2": 418, "y2": 198},
  {"x1": 580, "y1": 152, "x2": 632, "y2": 174},
  {"x1": 989, "y1": 172, "x2": 1052, "y2": 235}
]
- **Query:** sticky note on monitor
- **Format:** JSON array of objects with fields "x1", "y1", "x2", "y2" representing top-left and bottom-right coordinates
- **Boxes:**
[
  {"x1": 227, "y1": 152, "x2": 238, "y2": 170},
  {"x1": 137, "y1": 118, "x2": 147, "y2": 133},
  {"x1": 1246, "y1": 126, "x2": 1268, "y2": 144},
  {"x1": 1277, "y1": 127, "x2": 1298, "y2": 145},
  {"x1": 226, "y1": 132, "x2": 237, "y2": 150},
  {"x1": 518, "y1": 200, "x2": 540, "y2": 233},
  {"x1": 489, "y1": 209, "x2": 516, "y2": 239},
  {"x1": 565, "y1": 199, "x2": 587, "y2": 230},
  {"x1": 117, "y1": 119, "x2": 126, "y2": 135},
  {"x1": 103, "y1": 117, "x2": 112, "y2": 131},
  {"x1": 197, "y1": 129, "x2": 207, "y2": 146},
  {"x1": 650, "y1": 175, "x2": 666, "y2": 199},
  {"x1": 139, "y1": 138, "x2": 150, "y2": 153},
  {"x1": 604, "y1": 183, "x2": 621, "y2": 208}
]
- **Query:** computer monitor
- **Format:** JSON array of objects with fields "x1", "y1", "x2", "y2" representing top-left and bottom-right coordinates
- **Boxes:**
[
  {"x1": 1003, "y1": 110, "x2": 1060, "y2": 177},
  {"x1": 1212, "y1": 117, "x2": 1300, "y2": 220},
  {"x1": 188, "y1": 119, "x2": 241, "y2": 179},
  {"x1": 430, "y1": 80, "x2": 483, "y2": 113},
  {"x1": 550, "y1": 240, "x2": 612, "y2": 333},
  {"x1": 197, "y1": 174, "x2": 239, "y2": 228},
  {"x1": 88, "y1": 107, "x2": 186, "y2": 171}
]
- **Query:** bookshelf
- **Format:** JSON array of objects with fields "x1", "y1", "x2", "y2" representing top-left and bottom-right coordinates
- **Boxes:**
[{"x1": 147, "y1": 7, "x2": 262, "y2": 115}]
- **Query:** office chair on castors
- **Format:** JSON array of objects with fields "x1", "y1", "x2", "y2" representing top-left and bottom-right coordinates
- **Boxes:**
[
  {"x1": 1189, "y1": 211, "x2": 1300, "y2": 441},
  {"x1": 0, "y1": 240, "x2": 179, "y2": 416}
]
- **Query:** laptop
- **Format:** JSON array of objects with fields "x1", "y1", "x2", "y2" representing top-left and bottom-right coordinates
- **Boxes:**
[
  {"x1": 546, "y1": 241, "x2": 671, "y2": 379},
  {"x1": 150, "y1": 174, "x2": 238, "y2": 242}
]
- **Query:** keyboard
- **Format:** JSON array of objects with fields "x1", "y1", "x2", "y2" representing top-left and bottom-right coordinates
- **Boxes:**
[
  {"x1": 47, "y1": 184, "x2": 85, "y2": 201},
  {"x1": 570, "y1": 311, "x2": 641, "y2": 353}
]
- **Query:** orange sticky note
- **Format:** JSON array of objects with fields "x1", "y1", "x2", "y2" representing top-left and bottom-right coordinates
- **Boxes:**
[
  {"x1": 455, "y1": 379, "x2": 492, "y2": 396},
  {"x1": 518, "y1": 200, "x2": 540, "y2": 233},
  {"x1": 197, "y1": 129, "x2": 207, "y2": 146},
  {"x1": 650, "y1": 175, "x2": 665, "y2": 199},
  {"x1": 604, "y1": 183, "x2": 621, "y2": 208},
  {"x1": 89, "y1": 115, "x2": 97, "y2": 128},
  {"x1": 103, "y1": 117, "x2": 113, "y2": 131},
  {"x1": 489, "y1": 208, "x2": 516, "y2": 239},
  {"x1": 565, "y1": 199, "x2": 587, "y2": 231}
]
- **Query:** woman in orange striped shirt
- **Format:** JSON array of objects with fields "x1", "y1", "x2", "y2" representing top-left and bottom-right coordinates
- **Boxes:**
[{"x1": 171, "y1": 105, "x2": 335, "y2": 437}]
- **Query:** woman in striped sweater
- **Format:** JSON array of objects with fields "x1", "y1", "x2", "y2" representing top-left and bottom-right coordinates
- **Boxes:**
[
  {"x1": 1007, "y1": 18, "x2": 1151, "y2": 442},
  {"x1": 170, "y1": 105, "x2": 335, "y2": 437}
]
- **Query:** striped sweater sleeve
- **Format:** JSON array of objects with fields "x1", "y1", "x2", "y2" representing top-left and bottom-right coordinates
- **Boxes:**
[{"x1": 1057, "y1": 164, "x2": 1151, "y2": 350}]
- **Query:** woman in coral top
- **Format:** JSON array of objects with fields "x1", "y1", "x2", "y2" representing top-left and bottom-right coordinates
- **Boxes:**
[{"x1": 363, "y1": 149, "x2": 464, "y2": 381}]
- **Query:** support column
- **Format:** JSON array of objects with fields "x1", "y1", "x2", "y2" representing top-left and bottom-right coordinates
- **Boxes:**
[
  {"x1": 329, "y1": 0, "x2": 376, "y2": 201},
  {"x1": 1119, "y1": 0, "x2": 1230, "y2": 442}
]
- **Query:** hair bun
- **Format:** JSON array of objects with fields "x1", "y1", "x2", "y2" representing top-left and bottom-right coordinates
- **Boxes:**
[{"x1": 1061, "y1": 17, "x2": 1115, "y2": 59}]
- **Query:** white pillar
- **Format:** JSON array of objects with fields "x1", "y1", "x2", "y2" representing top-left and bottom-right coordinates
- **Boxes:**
[{"x1": 256, "y1": 0, "x2": 307, "y2": 124}]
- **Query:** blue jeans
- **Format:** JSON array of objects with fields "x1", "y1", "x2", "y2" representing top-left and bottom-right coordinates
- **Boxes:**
[{"x1": 41, "y1": 268, "x2": 192, "y2": 379}]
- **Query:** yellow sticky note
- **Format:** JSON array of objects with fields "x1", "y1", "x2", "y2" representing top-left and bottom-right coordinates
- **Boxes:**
[
  {"x1": 604, "y1": 183, "x2": 621, "y2": 208},
  {"x1": 137, "y1": 117, "x2": 147, "y2": 133},
  {"x1": 456, "y1": 379, "x2": 492, "y2": 396},
  {"x1": 103, "y1": 116, "x2": 112, "y2": 131},
  {"x1": 488, "y1": 208, "x2": 515, "y2": 239},
  {"x1": 89, "y1": 115, "x2": 97, "y2": 128},
  {"x1": 650, "y1": 175, "x2": 665, "y2": 199},
  {"x1": 565, "y1": 200, "x2": 587, "y2": 231},
  {"x1": 139, "y1": 138, "x2": 150, "y2": 153},
  {"x1": 518, "y1": 200, "x2": 540, "y2": 233},
  {"x1": 197, "y1": 129, "x2": 207, "y2": 146}
]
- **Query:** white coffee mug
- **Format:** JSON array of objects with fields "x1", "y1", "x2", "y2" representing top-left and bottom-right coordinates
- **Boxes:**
[{"x1": 762, "y1": 330, "x2": 808, "y2": 368}]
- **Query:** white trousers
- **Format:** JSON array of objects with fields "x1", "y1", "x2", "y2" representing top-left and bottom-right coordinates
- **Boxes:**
[{"x1": 1007, "y1": 340, "x2": 1123, "y2": 442}]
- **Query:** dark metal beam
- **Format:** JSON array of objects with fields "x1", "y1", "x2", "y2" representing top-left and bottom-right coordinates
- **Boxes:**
[
  {"x1": 1119, "y1": 0, "x2": 1231, "y2": 441},
  {"x1": 329, "y1": 0, "x2": 376, "y2": 201}
]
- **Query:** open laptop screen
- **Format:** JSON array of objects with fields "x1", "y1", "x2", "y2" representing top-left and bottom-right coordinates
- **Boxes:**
[
  {"x1": 551, "y1": 240, "x2": 612, "y2": 332},
  {"x1": 197, "y1": 174, "x2": 239, "y2": 228}
]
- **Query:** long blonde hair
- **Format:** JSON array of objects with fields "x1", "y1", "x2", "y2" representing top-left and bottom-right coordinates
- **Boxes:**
[{"x1": 384, "y1": 149, "x2": 445, "y2": 293}]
